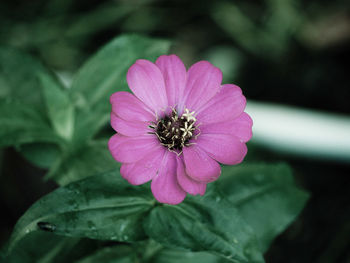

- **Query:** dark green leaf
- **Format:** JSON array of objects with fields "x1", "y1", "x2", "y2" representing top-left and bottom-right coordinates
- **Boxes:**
[
  {"x1": 74, "y1": 245, "x2": 134, "y2": 263},
  {"x1": 219, "y1": 163, "x2": 309, "y2": 252},
  {"x1": 70, "y1": 34, "x2": 170, "y2": 144},
  {"x1": 47, "y1": 139, "x2": 120, "y2": 185},
  {"x1": 153, "y1": 248, "x2": 222, "y2": 263},
  {"x1": 144, "y1": 189, "x2": 264, "y2": 263},
  {"x1": 18, "y1": 142, "x2": 61, "y2": 169},
  {"x1": 39, "y1": 73, "x2": 75, "y2": 140},
  {"x1": 0, "y1": 47, "x2": 49, "y2": 108},
  {"x1": 2, "y1": 234, "x2": 105, "y2": 263},
  {"x1": 211, "y1": 2, "x2": 290, "y2": 58},
  {"x1": 2, "y1": 233, "x2": 80, "y2": 263},
  {"x1": 5, "y1": 171, "x2": 154, "y2": 256},
  {"x1": 0, "y1": 100, "x2": 61, "y2": 147}
]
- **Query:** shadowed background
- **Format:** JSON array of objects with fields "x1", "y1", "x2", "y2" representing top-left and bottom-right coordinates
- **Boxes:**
[{"x1": 0, "y1": 0, "x2": 349, "y2": 262}]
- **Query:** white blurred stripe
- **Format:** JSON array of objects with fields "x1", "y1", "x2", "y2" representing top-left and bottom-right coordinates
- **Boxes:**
[{"x1": 245, "y1": 101, "x2": 350, "y2": 162}]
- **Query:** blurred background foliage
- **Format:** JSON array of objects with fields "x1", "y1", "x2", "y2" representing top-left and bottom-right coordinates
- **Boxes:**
[{"x1": 0, "y1": 0, "x2": 349, "y2": 262}]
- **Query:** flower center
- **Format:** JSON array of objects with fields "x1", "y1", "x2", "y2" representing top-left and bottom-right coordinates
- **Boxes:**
[{"x1": 149, "y1": 108, "x2": 197, "y2": 152}]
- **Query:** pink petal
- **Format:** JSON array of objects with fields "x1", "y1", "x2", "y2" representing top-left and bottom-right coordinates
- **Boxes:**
[
  {"x1": 181, "y1": 61, "x2": 222, "y2": 112},
  {"x1": 127, "y1": 59, "x2": 168, "y2": 114},
  {"x1": 156, "y1": 54, "x2": 187, "y2": 108},
  {"x1": 183, "y1": 145, "x2": 221, "y2": 183},
  {"x1": 176, "y1": 157, "x2": 206, "y2": 196},
  {"x1": 200, "y1": 112, "x2": 253, "y2": 142},
  {"x1": 151, "y1": 152, "x2": 186, "y2": 205},
  {"x1": 111, "y1": 113, "x2": 150, "y2": 137},
  {"x1": 120, "y1": 147, "x2": 166, "y2": 185},
  {"x1": 196, "y1": 133, "x2": 247, "y2": 165},
  {"x1": 110, "y1": 91, "x2": 154, "y2": 122},
  {"x1": 196, "y1": 84, "x2": 246, "y2": 125},
  {"x1": 108, "y1": 133, "x2": 160, "y2": 163}
]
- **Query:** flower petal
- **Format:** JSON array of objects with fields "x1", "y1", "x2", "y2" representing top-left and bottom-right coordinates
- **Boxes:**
[
  {"x1": 120, "y1": 147, "x2": 166, "y2": 185},
  {"x1": 176, "y1": 157, "x2": 206, "y2": 196},
  {"x1": 156, "y1": 54, "x2": 187, "y2": 108},
  {"x1": 183, "y1": 145, "x2": 221, "y2": 183},
  {"x1": 110, "y1": 91, "x2": 154, "y2": 122},
  {"x1": 181, "y1": 61, "x2": 222, "y2": 112},
  {"x1": 151, "y1": 152, "x2": 186, "y2": 205},
  {"x1": 111, "y1": 113, "x2": 150, "y2": 137},
  {"x1": 200, "y1": 112, "x2": 253, "y2": 142},
  {"x1": 127, "y1": 59, "x2": 168, "y2": 113},
  {"x1": 196, "y1": 84, "x2": 246, "y2": 125},
  {"x1": 196, "y1": 133, "x2": 247, "y2": 165},
  {"x1": 108, "y1": 133, "x2": 160, "y2": 163}
]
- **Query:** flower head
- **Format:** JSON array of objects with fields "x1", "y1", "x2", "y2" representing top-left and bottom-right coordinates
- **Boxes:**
[{"x1": 108, "y1": 55, "x2": 252, "y2": 205}]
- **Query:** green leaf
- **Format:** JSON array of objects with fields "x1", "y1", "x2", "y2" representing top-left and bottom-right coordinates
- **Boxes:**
[
  {"x1": 47, "y1": 139, "x2": 121, "y2": 185},
  {"x1": 70, "y1": 34, "x2": 171, "y2": 144},
  {"x1": 18, "y1": 142, "x2": 61, "y2": 169},
  {"x1": 0, "y1": 47, "x2": 68, "y2": 149},
  {"x1": 2, "y1": 233, "x2": 80, "y2": 263},
  {"x1": 211, "y1": 2, "x2": 289, "y2": 58},
  {"x1": 71, "y1": 34, "x2": 170, "y2": 109},
  {"x1": 153, "y1": 248, "x2": 223, "y2": 263},
  {"x1": 39, "y1": 73, "x2": 75, "y2": 140},
  {"x1": 5, "y1": 171, "x2": 155, "y2": 256},
  {"x1": 0, "y1": 100, "x2": 61, "y2": 147},
  {"x1": 2, "y1": 234, "x2": 104, "y2": 263},
  {"x1": 144, "y1": 188, "x2": 265, "y2": 263},
  {"x1": 218, "y1": 163, "x2": 309, "y2": 252},
  {"x1": 74, "y1": 245, "x2": 134, "y2": 263},
  {"x1": 0, "y1": 47, "x2": 49, "y2": 108}
]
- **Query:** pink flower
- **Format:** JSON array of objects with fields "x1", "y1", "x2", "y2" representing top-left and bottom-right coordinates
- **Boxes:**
[{"x1": 108, "y1": 55, "x2": 252, "y2": 205}]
